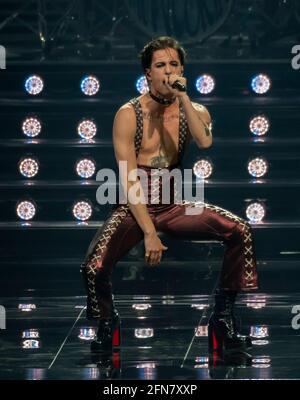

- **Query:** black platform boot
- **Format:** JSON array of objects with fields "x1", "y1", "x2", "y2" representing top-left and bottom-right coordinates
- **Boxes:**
[
  {"x1": 90, "y1": 308, "x2": 121, "y2": 353},
  {"x1": 208, "y1": 289, "x2": 252, "y2": 357}
]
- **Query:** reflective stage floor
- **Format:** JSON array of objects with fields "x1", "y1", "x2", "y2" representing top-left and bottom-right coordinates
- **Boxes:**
[{"x1": 0, "y1": 261, "x2": 300, "y2": 380}]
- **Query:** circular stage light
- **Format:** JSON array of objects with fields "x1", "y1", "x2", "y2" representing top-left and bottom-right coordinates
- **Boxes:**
[
  {"x1": 248, "y1": 157, "x2": 268, "y2": 178},
  {"x1": 22, "y1": 117, "x2": 42, "y2": 137},
  {"x1": 251, "y1": 74, "x2": 271, "y2": 94},
  {"x1": 76, "y1": 158, "x2": 96, "y2": 178},
  {"x1": 24, "y1": 75, "x2": 44, "y2": 95},
  {"x1": 249, "y1": 115, "x2": 270, "y2": 136},
  {"x1": 246, "y1": 202, "x2": 266, "y2": 223},
  {"x1": 72, "y1": 200, "x2": 93, "y2": 221},
  {"x1": 193, "y1": 159, "x2": 213, "y2": 179},
  {"x1": 19, "y1": 157, "x2": 39, "y2": 178},
  {"x1": 16, "y1": 200, "x2": 36, "y2": 220},
  {"x1": 195, "y1": 74, "x2": 215, "y2": 94},
  {"x1": 80, "y1": 75, "x2": 100, "y2": 96},
  {"x1": 136, "y1": 75, "x2": 149, "y2": 94},
  {"x1": 77, "y1": 119, "x2": 97, "y2": 139}
]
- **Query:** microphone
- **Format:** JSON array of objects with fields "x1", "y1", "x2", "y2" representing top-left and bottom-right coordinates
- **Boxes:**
[{"x1": 171, "y1": 80, "x2": 186, "y2": 92}]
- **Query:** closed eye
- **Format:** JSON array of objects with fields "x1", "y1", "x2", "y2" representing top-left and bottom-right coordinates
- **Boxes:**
[{"x1": 155, "y1": 62, "x2": 180, "y2": 68}]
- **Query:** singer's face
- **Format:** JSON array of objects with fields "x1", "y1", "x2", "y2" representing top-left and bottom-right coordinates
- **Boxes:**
[{"x1": 146, "y1": 48, "x2": 183, "y2": 95}]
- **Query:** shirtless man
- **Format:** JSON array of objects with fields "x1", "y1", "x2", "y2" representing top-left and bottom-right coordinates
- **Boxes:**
[{"x1": 81, "y1": 36, "x2": 259, "y2": 357}]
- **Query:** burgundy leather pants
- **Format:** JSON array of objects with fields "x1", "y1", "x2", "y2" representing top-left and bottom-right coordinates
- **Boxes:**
[{"x1": 81, "y1": 164, "x2": 258, "y2": 320}]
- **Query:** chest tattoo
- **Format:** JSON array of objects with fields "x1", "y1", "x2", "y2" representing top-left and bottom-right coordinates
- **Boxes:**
[{"x1": 142, "y1": 111, "x2": 179, "y2": 123}]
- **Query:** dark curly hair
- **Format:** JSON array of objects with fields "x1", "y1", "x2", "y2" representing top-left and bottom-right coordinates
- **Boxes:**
[{"x1": 139, "y1": 36, "x2": 186, "y2": 71}]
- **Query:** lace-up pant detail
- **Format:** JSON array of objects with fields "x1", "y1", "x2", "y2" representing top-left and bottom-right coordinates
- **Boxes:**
[{"x1": 81, "y1": 168, "x2": 258, "y2": 320}]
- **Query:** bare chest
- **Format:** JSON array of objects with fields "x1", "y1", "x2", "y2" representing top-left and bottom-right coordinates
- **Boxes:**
[{"x1": 137, "y1": 110, "x2": 180, "y2": 167}]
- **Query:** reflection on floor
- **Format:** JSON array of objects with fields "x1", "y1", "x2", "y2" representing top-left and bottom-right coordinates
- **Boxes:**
[{"x1": 0, "y1": 261, "x2": 300, "y2": 380}]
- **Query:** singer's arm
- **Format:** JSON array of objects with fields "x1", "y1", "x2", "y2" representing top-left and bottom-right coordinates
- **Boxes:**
[
  {"x1": 179, "y1": 94, "x2": 212, "y2": 149},
  {"x1": 113, "y1": 105, "x2": 157, "y2": 236}
]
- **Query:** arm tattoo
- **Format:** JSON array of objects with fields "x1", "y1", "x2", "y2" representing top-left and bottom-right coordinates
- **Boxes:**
[{"x1": 198, "y1": 116, "x2": 212, "y2": 137}]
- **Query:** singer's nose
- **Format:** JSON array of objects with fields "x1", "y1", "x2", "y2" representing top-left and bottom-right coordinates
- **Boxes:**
[{"x1": 165, "y1": 64, "x2": 171, "y2": 74}]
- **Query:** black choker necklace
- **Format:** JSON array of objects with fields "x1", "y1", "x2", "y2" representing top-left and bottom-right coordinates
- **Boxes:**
[{"x1": 149, "y1": 91, "x2": 176, "y2": 106}]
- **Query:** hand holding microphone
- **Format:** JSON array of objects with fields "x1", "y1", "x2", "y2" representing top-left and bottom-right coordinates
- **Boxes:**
[
  {"x1": 164, "y1": 74, "x2": 187, "y2": 95},
  {"x1": 171, "y1": 80, "x2": 186, "y2": 92}
]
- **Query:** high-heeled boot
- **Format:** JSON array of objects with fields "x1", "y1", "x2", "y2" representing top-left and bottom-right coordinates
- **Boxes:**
[
  {"x1": 90, "y1": 308, "x2": 121, "y2": 353},
  {"x1": 208, "y1": 289, "x2": 252, "y2": 356}
]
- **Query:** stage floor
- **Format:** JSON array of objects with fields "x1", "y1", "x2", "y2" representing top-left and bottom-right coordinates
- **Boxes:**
[{"x1": 1, "y1": 260, "x2": 300, "y2": 380}]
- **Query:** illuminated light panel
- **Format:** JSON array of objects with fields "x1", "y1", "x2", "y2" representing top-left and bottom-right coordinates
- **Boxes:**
[
  {"x1": 193, "y1": 159, "x2": 213, "y2": 179},
  {"x1": 195, "y1": 325, "x2": 208, "y2": 337},
  {"x1": 252, "y1": 340, "x2": 269, "y2": 346},
  {"x1": 246, "y1": 295, "x2": 267, "y2": 309},
  {"x1": 196, "y1": 74, "x2": 215, "y2": 94},
  {"x1": 76, "y1": 158, "x2": 96, "y2": 178},
  {"x1": 162, "y1": 295, "x2": 175, "y2": 305},
  {"x1": 250, "y1": 325, "x2": 269, "y2": 338},
  {"x1": 136, "y1": 75, "x2": 149, "y2": 94},
  {"x1": 249, "y1": 115, "x2": 270, "y2": 136},
  {"x1": 80, "y1": 75, "x2": 100, "y2": 96},
  {"x1": 248, "y1": 157, "x2": 268, "y2": 178},
  {"x1": 132, "y1": 304, "x2": 152, "y2": 310},
  {"x1": 22, "y1": 340, "x2": 40, "y2": 349},
  {"x1": 19, "y1": 158, "x2": 39, "y2": 178},
  {"x1": 246, "y1": 202, "x2": 266, "y2": 223},
  {"x1": 22, "y1": 330, "x2": 39, "y2": 339},
  {"x1": 253, "y1": 357, "x2": 271, "y2": 363},
  {"x1": 191, "y1": 304, "x2": 209, "y2": 310},
  {"x1": 77, "y1": 119, "x2": 97, "y2": 139},
  {"x1": 84, "y1": 368, "x2": 99, "y2": 380},
  {"x1": 136, "y1": 363, "x2": 156, "y2": 369},
  {"x1": 195, "y1": 356, "x2": 209, "y2": 363},
  {"x1": 25, "y1": 75, "x2": 44, "y2": 95},
  {"x1": 251, "y1": 74, "x2": 271, "y2": 94},
  {"x1": 162, "y1": 299, "x2": 175, "y2": 305},
  {"x1": 78, "y1": 328, "x2": 96, "y2": 341},
  {"x1": 18, "y1": 304, "x2": 36, "y2": 312},
  {"x1": 16, "y1": 201, "x2": 36, "y2": 220},
  {"x1": 252, "y1": 357, "x2": 271, "y2": 368},
  {"x1": 26, "y1": 369, "x2": 45, "y2": 380},
  {"x1": 135, "y1": 328, "x2": 154, "y2": 339},
  {"x1": 72, "y1": 201, "x2": 93, "y2": 221},
  {"x1": 22, "y1": 117, "x2": 42, "y2": 137}
]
